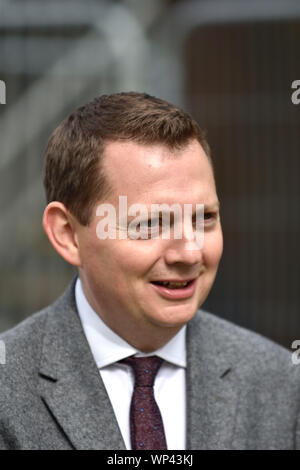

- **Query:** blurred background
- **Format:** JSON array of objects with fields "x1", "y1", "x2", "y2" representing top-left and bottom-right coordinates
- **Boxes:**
[{"x1": 0, "y1": 0, "x2": 299, "y2": 349}]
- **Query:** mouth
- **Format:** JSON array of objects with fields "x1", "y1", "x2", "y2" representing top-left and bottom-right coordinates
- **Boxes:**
[
  {"x1": 151, "y1": 279, "x2": 194, "y2": 289},
  {"x1": 150, "y1": 278, "x2": 197, "y2": 300}
]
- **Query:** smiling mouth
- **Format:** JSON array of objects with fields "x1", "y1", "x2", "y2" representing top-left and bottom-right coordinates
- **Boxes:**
[{"x1": 151, "y1": 280, "x2": 194, "y2": 289}]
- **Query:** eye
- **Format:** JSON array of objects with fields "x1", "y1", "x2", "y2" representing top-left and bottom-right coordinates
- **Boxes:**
[
  {"x1": 192, "y1": 212, "x2": 218, "y2": 228},
  {"x1": 204, "y1": 212, "x2": 218, "y2": 224},
  {"x1": 134, "y1": 218, "x2": 161, "y2": 233},
  {"x1": 146, "y1": 217, "x2": 160, "y2": 228}
]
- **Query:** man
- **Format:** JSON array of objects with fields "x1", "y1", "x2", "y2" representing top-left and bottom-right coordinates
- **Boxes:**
[{"x1": 0, "y1": 92, "x2": 299, "y2": 450}]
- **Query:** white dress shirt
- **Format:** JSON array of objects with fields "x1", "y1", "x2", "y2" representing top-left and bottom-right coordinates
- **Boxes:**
[{"x1": 75, "y1": 277, "x2": 186, "y2": 450}]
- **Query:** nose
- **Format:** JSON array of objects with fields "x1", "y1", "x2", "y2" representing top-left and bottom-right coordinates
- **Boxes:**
[{"x1": 163, "y1": 221, "x2": 204, "y2": 266}]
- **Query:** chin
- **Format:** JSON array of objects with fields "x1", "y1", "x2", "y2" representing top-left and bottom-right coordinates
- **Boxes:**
[{"x1": 147, "y1": 304, "x2": 198, "y2": 329}]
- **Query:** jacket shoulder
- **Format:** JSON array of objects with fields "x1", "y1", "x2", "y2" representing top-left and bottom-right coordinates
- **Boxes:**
[
  {"x1": 191, "y1": 309, "x2": 297, "y2": 375},
  {"x1": 0, "y1": 307, "x2": 50, "y2": 388},
  {"x1": 0, "y1": 277, "x2": 77, "y2": 372}
]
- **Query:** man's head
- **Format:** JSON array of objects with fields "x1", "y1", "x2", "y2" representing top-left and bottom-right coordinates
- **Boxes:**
[
  {"x1": 43, "y1": 92, "x2": 223, "y2": 351},
  {"x1": 43, "y1": 92, "x2": 212, "y2": 226}
]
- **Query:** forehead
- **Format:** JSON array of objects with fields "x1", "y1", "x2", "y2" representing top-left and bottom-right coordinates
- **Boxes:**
[{"x1": 102, "y1": 139, "x2": 217, "y2": 205}]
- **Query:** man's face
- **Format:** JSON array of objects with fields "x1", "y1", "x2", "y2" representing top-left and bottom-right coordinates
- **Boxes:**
[{"x1": 76, "y1": 139, "x2": 223, "y2": 344}]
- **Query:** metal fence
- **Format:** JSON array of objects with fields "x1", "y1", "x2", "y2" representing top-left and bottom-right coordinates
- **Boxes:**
[{"x1": 0, "y1": 0, "x2": 299, "y2": 348}]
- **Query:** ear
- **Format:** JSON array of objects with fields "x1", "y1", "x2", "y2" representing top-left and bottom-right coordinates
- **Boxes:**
[{"x1": 42, "y1": 202, "x2": 82, "y2": 266}]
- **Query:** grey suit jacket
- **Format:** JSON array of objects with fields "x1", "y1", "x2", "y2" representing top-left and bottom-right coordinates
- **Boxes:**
[{"x1": 1, "y1": 277, "x2": 300, "y2": 450}]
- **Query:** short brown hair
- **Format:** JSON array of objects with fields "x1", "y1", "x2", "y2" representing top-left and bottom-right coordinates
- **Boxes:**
[{"x1": 44, "y1": 91, "x2": 212, "y2": 225}]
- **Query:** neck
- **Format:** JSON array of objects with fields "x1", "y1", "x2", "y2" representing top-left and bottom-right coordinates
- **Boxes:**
[
  {"x1": 113, "y1": 322, "x2": 183, "y2": 353},
  {"x1": 79, "y1": 276, "x2": 184, "y2": 352}
]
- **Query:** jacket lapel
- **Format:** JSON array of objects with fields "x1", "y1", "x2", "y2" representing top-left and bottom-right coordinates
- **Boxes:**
[
  {"x1": 186, "y1": 311, "x2": 240, "y2": 450},
  {"x1": 38, "y1": 278, "x2": 126, "y2": 450}
]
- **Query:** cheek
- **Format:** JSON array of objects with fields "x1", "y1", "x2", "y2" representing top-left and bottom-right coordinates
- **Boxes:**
[
  {"x1": 204, "y1": 230, "x2": 223, "y2": 267},
  {"x1": 79, "y1": 224, "x2": 163, "y2": 285},
  {"x1": 79, "y1": 235, "x2": 121, "y2": 281},
  {"x1": 116, "y1": 240, "x2": 164, "y2": 272}
]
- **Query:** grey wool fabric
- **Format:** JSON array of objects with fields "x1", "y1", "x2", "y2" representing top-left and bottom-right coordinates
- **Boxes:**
[{"x1": 0, "y1": 276, "x2": 300, "y2": 450}]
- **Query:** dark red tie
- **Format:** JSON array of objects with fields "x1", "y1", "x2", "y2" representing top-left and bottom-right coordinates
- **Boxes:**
[{"x1": 121, "y1": 356, "x2": 167, "y2": 450}]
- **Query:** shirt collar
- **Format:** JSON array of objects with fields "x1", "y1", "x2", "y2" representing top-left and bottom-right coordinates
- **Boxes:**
[{"x1": 75, "y1": 277, "x2": 186, "y2": 369}]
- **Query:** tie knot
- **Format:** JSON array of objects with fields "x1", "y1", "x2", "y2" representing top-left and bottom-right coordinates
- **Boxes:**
[{"x1": 121, "y1": 356, "x2": 163, "y2": 387}]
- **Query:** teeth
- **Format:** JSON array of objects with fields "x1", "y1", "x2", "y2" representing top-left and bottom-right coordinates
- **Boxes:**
[{"x1": 162, "y1": 281, "x2": 188, "y2": 288}]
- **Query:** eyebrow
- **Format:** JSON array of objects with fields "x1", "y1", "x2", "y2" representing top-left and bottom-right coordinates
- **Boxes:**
[
  {"x1": 128, "y1": 202, "x2": 221, "y2": 221},
  {"x1": 203, "y1": 201, "x2": 220, "y2": 210},
  {"x1": 125, "y1": 201, "x2": 221, "y2": 221}
]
